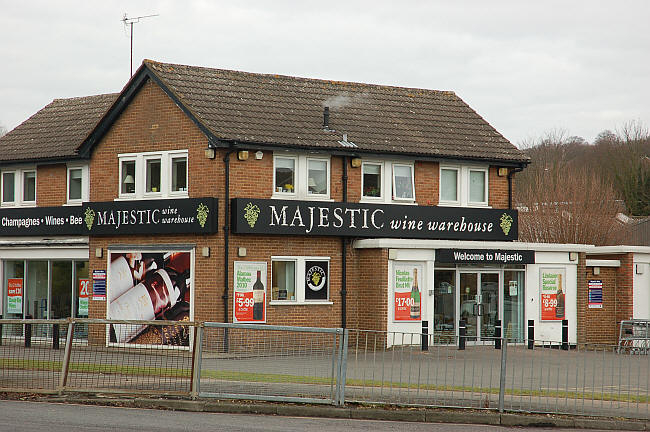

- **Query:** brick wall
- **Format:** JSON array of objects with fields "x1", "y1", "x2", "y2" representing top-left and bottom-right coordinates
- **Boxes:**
[
  {"x1": 37, "y1": 163, "x2": 67, "y2": 206},
  {"x1": 579, "y1": 253, "x2": 635, "y2": 345}
]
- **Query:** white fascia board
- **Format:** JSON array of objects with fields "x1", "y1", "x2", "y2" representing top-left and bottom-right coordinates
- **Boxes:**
[
  {"x1": 586, "y1": 259, "x2": 621, "y2": 267},
  {"x1": 589, "y1": 245, "x2": 650, "y2": 255},
  {"x1": 353, "y1": 238, "x2": 594, "y2": 252}
]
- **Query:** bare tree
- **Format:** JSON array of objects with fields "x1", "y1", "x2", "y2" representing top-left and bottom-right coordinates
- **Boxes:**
[{"x1": 516, "y1": 167, "x2": 625, "y2": 245}]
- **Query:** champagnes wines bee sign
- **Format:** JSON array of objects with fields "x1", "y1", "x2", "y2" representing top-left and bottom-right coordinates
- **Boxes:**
[
  {"x1": 234, "y1": 261, "x2": 267, "y2": 323},
  {"x1": 106, "y1": 250, "x2": 192, "y2": 346},
  {"x1": 393, "y1": 264, "x2": 423, "y2": 322}
]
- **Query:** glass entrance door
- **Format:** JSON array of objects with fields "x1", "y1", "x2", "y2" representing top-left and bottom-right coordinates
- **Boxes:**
[{"x1": 459, "y1": 272, "x2": 500, "y2": 343}]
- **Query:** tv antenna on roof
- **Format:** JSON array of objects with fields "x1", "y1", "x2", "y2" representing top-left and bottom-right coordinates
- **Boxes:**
[{"x1": 122, "y1": 13, "x2": 159, "y2": 78}]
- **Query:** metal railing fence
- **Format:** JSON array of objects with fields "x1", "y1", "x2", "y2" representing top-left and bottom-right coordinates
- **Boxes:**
[
  {"x1": 196, "y1": 322, "x2": 346, "y2": 405},
  {"x1": 3, "y1": 319, "x2": 650, "y2": 420}
]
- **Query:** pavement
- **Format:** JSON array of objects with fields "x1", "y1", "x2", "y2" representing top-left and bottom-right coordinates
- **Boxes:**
[{"x1": 7, "y1": 392, "x2": 650, "y2": 431}]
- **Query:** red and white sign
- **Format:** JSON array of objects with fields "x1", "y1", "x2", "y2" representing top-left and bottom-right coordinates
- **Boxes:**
[
  {"x1": 233, "y1": 261, "x2": 267, "y2": 323},
  {"x1": 78, "y1": 279, "x2": 90, "y2": 316},
  {"x1": 7, "y1": 278, "x2": 23, "y2": 314}
]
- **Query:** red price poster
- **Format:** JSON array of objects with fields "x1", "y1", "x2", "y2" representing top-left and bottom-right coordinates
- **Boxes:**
[
  {"x1": 233, "y1": 261, "x2": 267, "y2": 323},
  {"x1": 78, "y1": 279, "x2": 90, "y2": 316},
  {"x1": 393, "y1": 264, "x2": 421, "y2": 322},
  {"x1": 234, "y1": 291, "x2": 254, "y2": 321},
  {"x1": 540, "y1": 269, "x2": 565, "y2": 321},
  {"x1": 7, "y1": 278, "x2": 23, "y2": 314}
]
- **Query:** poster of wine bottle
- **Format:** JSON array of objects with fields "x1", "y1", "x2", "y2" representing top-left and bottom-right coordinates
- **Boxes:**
[
  {"x1": 540, "y1": 268, "x2": 566, "y2": 321},
  {"x1": 106, "y1": 250, "x2": 192, "y2": 346},
  {"x1": 233, "y1": 261, "x2": 267, "y2": 323},
  {"x1": 393, "y1": 263, "x2": 423, "y2": 322}
]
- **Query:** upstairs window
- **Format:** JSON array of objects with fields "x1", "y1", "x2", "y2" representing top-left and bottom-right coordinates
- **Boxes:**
[
  {"x1": 67, "y1": 165, "x2": 89, "y2": 204},
  {"x1": 118, "y1": 151, "x2": 188, "y2": 199},
  {"x1": 439, "y1": 165, "x2": 489, "y2": 207},
  {"x1": 392, "y1": 164, "x2": 415, "y2": 201},
  {"x1": 273, "y1": 154, "x2": 330, "y2": 199},
  {"x1": 362, "y1": 162, "x2": 382, "y2": 199},
  {"x1": 1, "y1": 168, "x2": 36, "y2": 207}
]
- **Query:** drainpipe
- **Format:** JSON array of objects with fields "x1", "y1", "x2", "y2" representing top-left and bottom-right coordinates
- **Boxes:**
[
  {"x1": 223, "y1": 147, "x2": 235, "y2": 351},
  {"x1": 507, "y1": 165, "x2": 525, "y2": 209},
  {"x1": 341, "y1": 156, "x2": 348, "y2": 328}
]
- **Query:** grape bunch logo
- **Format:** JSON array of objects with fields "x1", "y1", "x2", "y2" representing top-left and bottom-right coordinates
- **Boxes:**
[
  {"x1": 306, "y1": 265, "x2": 327, "y2": 291},
  {"x1": 243, "y1": 202, "x2": 261, "y2": 228},
  {"x1": 500, "y1": 213, "x2": 513, "y2": 235},
  {"x1": 196, "y1": 203, "x2": 210, "y2": 228},
  {"x1": 84, "y1": 207, "x2": 96, "y2": 231}
]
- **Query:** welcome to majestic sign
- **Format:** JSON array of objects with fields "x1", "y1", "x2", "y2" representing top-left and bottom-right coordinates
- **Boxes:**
[
  {"x1": 435, "y1": 248, "x2": 535, "y2": 264},
  {"x1": 232, "y1": 198, "x2": 518, "y2": 241}
]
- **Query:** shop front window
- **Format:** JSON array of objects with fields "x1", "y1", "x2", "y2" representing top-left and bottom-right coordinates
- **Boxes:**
[
  {"x1": 434, "y1": 270, "x2": 455, "y2": 344},
  {"x1": 26, "y1": 261, "x2": 48, "y2": 319},
  {"x1": 51, "y1": 261, "x2": 72, "y2": 319},
  {"x1": 3, "y1": 260, "x2": 25, "y2": 318},
  {"x1": 503, "y1": 270, "x2": 525, "y2": 342},
  {"x1": 271, "y1": 260, "x2": 296, "y2": 301}
]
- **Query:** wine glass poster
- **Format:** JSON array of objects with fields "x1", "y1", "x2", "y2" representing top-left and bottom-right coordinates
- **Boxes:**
[{"x1": 106, "y1": 250, "x2": 192, "y2": 346}]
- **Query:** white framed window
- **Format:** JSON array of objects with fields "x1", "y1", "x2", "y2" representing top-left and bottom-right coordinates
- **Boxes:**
[
  {"x1": 66, "y1": 164, "x2": 89, "y2": 204},
  {"x1": 307, "y1": 158, "x2": 329, "y2": 196},
  {"x1": 272, "y1": 154, "x2": 330, "y2": 200},
  {"x1": 392, "y1": 163, "x2": 415, "y2": 201},
  {"x1": 439, "y1": 165, "x2": 489, "y2": 207},
  {"x1": 118, "y1": 150, "x2": 189, "y2": 200},
  {"x1": 1, "y1": 167, "x2": 37, "y2": 207},
  {"x1": 359, "y1": 160, "x2": 416, "y2": 204},
  {"x1": 274, "y1": 156, "x2": 297, "y2": 195},
  {"x1": 468, "y1": 168, "x2": 488, "y2": 205},
  {"x1": 270, "y1": 256, "x2": 331, "y2": 304},
  {"x1": 362, "y1": 161, "x2": 383, "y2": 199},
  {"x1": 439, "y1": 167, "x2": 460, "y2": 205}
]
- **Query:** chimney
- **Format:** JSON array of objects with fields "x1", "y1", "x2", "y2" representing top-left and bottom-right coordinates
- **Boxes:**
[{"x1": 323, "y1": 106, "x2": 330, "y2": 129}]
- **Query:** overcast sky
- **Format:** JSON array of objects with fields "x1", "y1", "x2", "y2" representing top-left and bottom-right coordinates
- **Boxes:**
[{"x1": 1, "y1": 1, "x2": 649, "y2": 146}]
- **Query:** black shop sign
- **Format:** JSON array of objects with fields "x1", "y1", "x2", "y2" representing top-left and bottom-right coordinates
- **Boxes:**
[
  {"x1": 81, "y1": 198, "x2": 218, "y2": 235},
  {"x1": 436, "y1": 248, "x2": 535, "y2": 264},
  {"x1": 0, "y1": 206, "x2": 84, "y2": 236},
  {"x1": 231, "y1": 198, "x2": 518, "y2": 241}
]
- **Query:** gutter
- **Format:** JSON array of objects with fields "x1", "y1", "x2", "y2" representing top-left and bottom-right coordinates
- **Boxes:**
[
  {"x1": 222, "y1": 146, "x2": 235, "y2": 351},
  {"x1": 341, "y1": 157, "x2": 348, "y2": 329}
]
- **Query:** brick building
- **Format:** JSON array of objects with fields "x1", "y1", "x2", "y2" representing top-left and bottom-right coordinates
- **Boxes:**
[{"x1": 1, "y1": 60, "x2": 648, "y2": 347}]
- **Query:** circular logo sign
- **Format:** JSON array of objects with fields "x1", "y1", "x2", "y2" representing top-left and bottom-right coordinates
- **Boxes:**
[{"x1": 306, "y1": 265, "x2": 327, "y2": 291}]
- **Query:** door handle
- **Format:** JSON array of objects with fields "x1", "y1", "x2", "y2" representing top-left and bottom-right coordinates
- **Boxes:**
[{"x1": 477, "y1": 304, "x2": 483, "y2": 316}]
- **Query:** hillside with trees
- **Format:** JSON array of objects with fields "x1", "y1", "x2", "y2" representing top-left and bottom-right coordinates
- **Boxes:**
[{"x1": 515, "y1": 122, "x2": 650, "y2": 245}]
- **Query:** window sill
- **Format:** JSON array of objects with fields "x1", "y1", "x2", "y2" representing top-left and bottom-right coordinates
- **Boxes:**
[
  {"x1": 269, "y1": 300, "x2": 333, "y2": 306},
  {"x1": 114, "y1": 195, "x2": 189, "y2": 201},
  {"x1": 1, "y1": 202, "x2": 37, "y2": 208},
  {"x1": 271, "y1": 194, "x2": 333, "y2": 202}
]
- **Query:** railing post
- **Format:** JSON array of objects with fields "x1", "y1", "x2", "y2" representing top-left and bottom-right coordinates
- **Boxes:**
[
  {"x1": 58, "y1": 319, "x2": 75, "y2": 393},
  {"x1": 336, "y1": 329, "x2": 348, "y2": 406},
  {"x1": 52, "y1": 323, "x2": 60, "y2": 350},
  {"x1": 498, "y1": 337, "x2": 507, "y2": 413},
  {"x1": 527, "y1": 319, "x2": 534, "y2": 350},
  {"x1": 562, "y1": 319, "x2": 568, "y2": 350},
  {"x1": 458, "y1": 320, "x2": 466, "y2": 350},
  {"x1": 0, "y1": 315, "x2": 3, "y2": 346},
  {"x1": 24, "y1": 317, "x2": 32, "y2": 348},
  {"x1": 190, "y1": 323, "x2": 204, "y2": 399},
  {"x1": 495, "y1": 319, "x2": 502, "y2": 350},
  {"x1": 421, "y1": 320, "x2": 428, "y2": 351}
]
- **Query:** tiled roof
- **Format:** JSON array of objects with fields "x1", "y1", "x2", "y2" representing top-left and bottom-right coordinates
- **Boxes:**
[
  {"x1": 0, "y1": 93, "x2": 118, "y2": 163},
  {"x1": 145, "y1": 60, "x2": 529, "y2": 163}
]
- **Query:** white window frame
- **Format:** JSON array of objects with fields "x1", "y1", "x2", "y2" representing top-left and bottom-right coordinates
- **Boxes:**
[
  {"x1": 468, "y1": 167, "x2": 489, "y2": 206},
  {"x1": 270, "y1": 256, "x2": 332, "y2": 305},
  {"x1": 1, "y1": 167, "x2": 37, "y2": 207},
  {"x1": 272, "y1": 154, "x2": 331, "y2": 200},
  {"x1": 361, "y1": 161, "x2": 384, "y2": 201},
  {"x1": 439, "y1": 164, "x2": 490, "y2": 207},
  {"x1": 359, "y1": 160, "x2": 416, "y2": 205},
  {"x1": 66, "y1": 164, "x2": 89, "y2": 205},
  {"x1": 306, "y1": 157, "x2": 330, "y2": 198},
  {"x1": 439, "y1": 165, "x2": 460, "y2": 206},
  {"x1": 169, "y1": 153, "x2": 189, "y2": 195},
  {"x1": 143, "y1": 153, "x2": 163, "y2": 197},
  {"x1": 391, "y1": 163, "x2": 415, "y2": 202},
  {"x1": 117, "y1": 150, "x2": 189, "y2": 200},
  {"x1": 273, "y1": 155, "x2": 298, "y2": 197}
]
